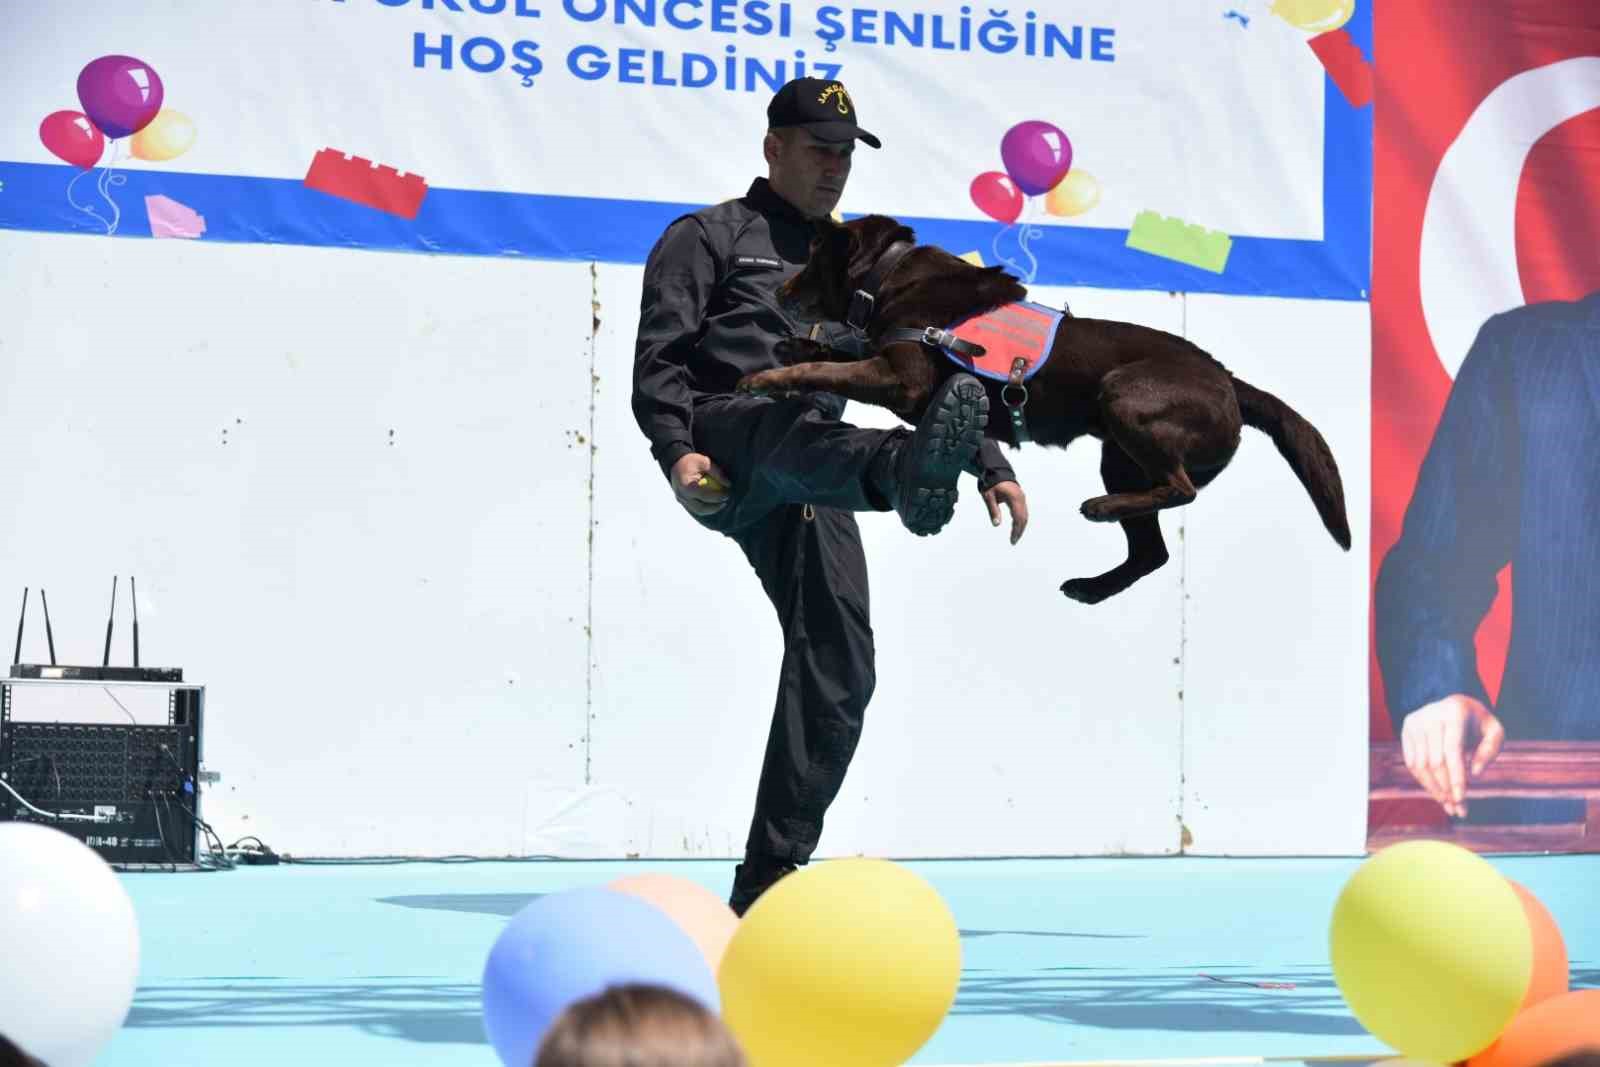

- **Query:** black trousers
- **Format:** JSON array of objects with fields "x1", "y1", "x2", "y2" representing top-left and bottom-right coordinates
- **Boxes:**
[{"x1": 690, "y1": 394, "x2": 904, "y2": 864}]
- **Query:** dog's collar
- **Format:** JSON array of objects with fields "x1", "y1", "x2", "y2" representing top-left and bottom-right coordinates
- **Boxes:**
[{"x1": 845, "y1": 238, "x2": 916, "y2": 334}]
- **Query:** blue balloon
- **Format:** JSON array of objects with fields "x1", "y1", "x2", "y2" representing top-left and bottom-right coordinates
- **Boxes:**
[{"x1": 480, "y1": 886, "x2": 720, "y2": 1067}]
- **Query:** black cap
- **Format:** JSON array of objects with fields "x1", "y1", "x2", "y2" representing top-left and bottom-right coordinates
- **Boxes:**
[{"x1": 766, "y1": 77, "x2": 881, "y2": 149}]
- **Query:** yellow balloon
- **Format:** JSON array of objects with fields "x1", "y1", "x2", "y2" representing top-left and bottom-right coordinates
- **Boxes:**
[
  {"x1": 1330, "y1": 841, "x2": 1532, "y2": 1063},
  {"x1": 718, "y1": 858, "x2": 960, "y2": 1067},
  {"x1": 1269, "y1": 0, "x2": 1355, "y2": 33},
  {"x1": 130, "y1": 110, "x2": 196, "y2": 162},
  {"x1": 1045, "y1": 169, "x2": 1100, "y2": 218}
]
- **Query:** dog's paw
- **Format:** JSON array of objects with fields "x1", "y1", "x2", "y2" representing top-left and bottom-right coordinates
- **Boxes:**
[
  {"x1": 1060, "y1": 578, "x2": 1110, "y2": 605},
  {"x1": 774, "y1": 337, "x2": 824, "y2": 365},
  {"x1": 737, "y1": 372, "x2": 807, "y2": 398},
  {"x1": 1079, "y1": 497, "x2": 1122, "y2": 523}
]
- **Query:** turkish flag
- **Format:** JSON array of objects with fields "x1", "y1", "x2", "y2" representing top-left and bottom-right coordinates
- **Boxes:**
[{"x1": 1369, "y1": 1, "x2": 1600, "y2": 827}]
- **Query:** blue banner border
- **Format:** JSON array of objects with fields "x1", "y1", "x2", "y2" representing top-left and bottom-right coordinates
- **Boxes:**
[{"x1": 0, "y1": 9, "x2": 1371, "y2": 301}]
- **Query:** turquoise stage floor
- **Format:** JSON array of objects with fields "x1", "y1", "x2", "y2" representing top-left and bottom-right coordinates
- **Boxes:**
[{"x1": 94, "y1": 855, "x2": 1600, "y2": 1066}]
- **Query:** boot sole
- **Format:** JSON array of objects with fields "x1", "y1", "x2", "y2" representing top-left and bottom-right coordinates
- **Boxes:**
[{"x1": 900, "y1": 375, "x2": 990, "y2": 536}]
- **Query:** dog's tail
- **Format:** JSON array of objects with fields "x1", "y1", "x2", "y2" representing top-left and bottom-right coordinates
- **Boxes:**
[{"x1": 1233, "y1": 377, "x2": 1351, "y2": 550}]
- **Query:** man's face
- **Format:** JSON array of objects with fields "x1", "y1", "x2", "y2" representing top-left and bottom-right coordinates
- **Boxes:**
[{"x1": 766, "y1": 129, "x2": 854, "y2": 219}]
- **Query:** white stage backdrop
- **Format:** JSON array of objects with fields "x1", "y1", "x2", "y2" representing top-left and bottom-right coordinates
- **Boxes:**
[{"x1": 0, "y1": 0, "x2": 1375, "y2": 858}]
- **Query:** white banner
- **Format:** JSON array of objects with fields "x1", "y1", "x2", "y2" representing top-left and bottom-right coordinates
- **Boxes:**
[{"x1": 2, "y1": 0, "x2": 1371, "y2": 296}]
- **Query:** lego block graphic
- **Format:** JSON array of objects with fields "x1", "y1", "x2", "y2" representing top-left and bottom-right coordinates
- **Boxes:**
[
  {"x1": 145, "y1": 194, "x2": 206, "y2": 239},
  {"x1": 1124, "y1": 211, "x2": 1233, "y2": 273},
  {"x1": 303, "y1": 148, "x2": 428, "y2": 220},
  {"x1": 1307, "y1": 29, "x2": 1374, "y2": 109}
]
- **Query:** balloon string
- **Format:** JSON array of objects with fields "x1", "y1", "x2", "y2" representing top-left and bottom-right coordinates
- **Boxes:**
[
  {"x1": 65, "y1": 165, "x2": 111, "y2": 232},
  {"x1": 990, "y1": 223, "x2": 1018, "y2": 275},
  {"x1": 63, "y1": 140, "x2": 125, "y2": 236},
  {"x1": 1015, "y1": 199, "x2": 1042, "y2": 285},
  {"x1": 96, "y1": 139, "x2": 125, "y2": 236},
  {"x1": 990, "y1": 199, "x2": 1044, "y2": 285}
]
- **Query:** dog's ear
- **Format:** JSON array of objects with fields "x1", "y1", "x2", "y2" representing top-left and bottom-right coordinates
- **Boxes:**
[
  {"x1": 809, "y1": 215, "x2": 849, "y2": 249},
  {"x1": 808, "y1": 217, "x2": 855, "y2": 273},
  {"x1": 854, "y1": 214, "x2": 910, "y2": 247},
  {"x1": 844, "y1": 215, "x2": 911, "y2": 275}
]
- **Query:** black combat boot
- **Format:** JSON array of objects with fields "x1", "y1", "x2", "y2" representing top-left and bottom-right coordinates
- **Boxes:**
[{"x1": 868, "y1": 372, "x2": 990, "y2": 535}]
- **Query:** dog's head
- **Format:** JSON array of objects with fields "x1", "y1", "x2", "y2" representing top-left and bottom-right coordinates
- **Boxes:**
[{"x1": 779, "y1": 214, "x2": 916, "y2": 323}]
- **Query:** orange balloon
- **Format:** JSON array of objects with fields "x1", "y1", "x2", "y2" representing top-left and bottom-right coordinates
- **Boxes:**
[
  {"x1": 1509, "y1": 881, "x2": 1570, "y2": 1012},
  {"x1": 608, "y1": 874, "x2": 738, "y2": 975},
  {"x1": 1468, "y1": 989, "x2": 1600, "y2": 1067}
]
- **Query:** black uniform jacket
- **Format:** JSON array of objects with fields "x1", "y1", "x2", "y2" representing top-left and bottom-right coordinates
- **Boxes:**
[{"x1": 631, "y1": 177, "x2": 1018, "y2": 490}]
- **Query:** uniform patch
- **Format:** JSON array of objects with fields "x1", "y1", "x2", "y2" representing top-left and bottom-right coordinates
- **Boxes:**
[{"x1": 733, "y1": 255, "x2": 783, "y2": 268}]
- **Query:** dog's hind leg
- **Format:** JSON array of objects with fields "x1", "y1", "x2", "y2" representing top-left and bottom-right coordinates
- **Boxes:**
[
  {"x1": 1077, "y1": 359, "x2": 1238, "y2": 523},
  {"x1": 1061, "y1": 443, "x2": 1172, "y2": 604}
]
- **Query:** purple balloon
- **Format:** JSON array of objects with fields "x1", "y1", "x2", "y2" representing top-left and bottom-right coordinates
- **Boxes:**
[
  {"x1": 76, "y1": 55, "x2": 164, "y2": 140},
  {"x1": 1000, "y1": 120, "x2": 1073, "y2": 197}
]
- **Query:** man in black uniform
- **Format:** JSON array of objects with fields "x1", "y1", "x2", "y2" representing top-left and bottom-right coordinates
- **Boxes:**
[{"x1": 631, "y1": 77, "x2": 1029, "y2": 915}]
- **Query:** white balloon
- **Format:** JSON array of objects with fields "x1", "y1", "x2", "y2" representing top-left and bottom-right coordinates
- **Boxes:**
[{"x1": 0, "y1": 824, "x2": 140, "y2": 1067}]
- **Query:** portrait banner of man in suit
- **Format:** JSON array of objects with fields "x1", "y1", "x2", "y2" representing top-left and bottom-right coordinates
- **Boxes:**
[{"x1": 1368, "y1": 0, "x2": 1600, "y2": 852}]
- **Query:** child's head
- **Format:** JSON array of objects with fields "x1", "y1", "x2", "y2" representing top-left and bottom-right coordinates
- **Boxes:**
[
  {"x1": 534, "y1": 984, "x2": 746, "y2": 1067},
  {"x1": 1539, "y1": 1052, "x2": 1600, "y2": 1067},
  {"x1": 0, "y1": 1033, "x2": 46, "y2": 1067}
]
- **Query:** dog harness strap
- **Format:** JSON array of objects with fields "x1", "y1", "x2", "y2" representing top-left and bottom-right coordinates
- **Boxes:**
[
  {"x1": 881, "y1": 327, "x2": 987, "y2": 360},
  {"x1": 1003, "y1": 357, "x2": 1030, "y2": 445},
  {"x1": 847, "y1": 239, "x2": 917, "y2": 333},
  {"x1": 882, "y1": 327, "x2": 1031, "y2": 445}
]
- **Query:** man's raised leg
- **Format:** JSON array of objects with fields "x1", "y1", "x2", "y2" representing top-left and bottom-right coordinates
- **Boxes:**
[{"x1": 694, "y1": 371, "x2": 991, "y2": 536}]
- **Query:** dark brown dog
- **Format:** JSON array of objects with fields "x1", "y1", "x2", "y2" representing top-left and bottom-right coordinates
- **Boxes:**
[{"x1": 735, "y1": 214, "x2": 1351, "y2": 604}]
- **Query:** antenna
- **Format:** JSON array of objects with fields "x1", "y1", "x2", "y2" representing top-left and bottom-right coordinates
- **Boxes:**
[
  {"x1": 41, "y1": 589, "x2": 56, "y2": 666},
  {"x1": 102, "y1": 575, "x2": 118, "y2": 668},
  {"x1": 13, "y1": 588, "x2": 26, "y2": 665},
  {"x1": 131, "y1": 577, "x2": 140, "y2": 668}
]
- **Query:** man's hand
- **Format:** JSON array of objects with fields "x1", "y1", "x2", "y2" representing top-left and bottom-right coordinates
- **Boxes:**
[
  {"x1": 982, "y1": 481, "x2": 1029, "y2": 545},
  {"x1": 670, "y1": 452, "x2": 733, "y2": 516},
  {"x1": 1400, "y1": 693, "x2": 1506, "y2": 818}
]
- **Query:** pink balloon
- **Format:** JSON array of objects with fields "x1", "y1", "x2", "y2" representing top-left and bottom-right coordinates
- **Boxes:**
[
  {"x1": 970, "y1": 171, "x2": 1024, "y2": 224},
  {"x1": 39, "y1": 110, "x2": 105, "y2": 170},
  {"x1": 608, "y1": 874, "x2": 739, "y2": 975}
]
